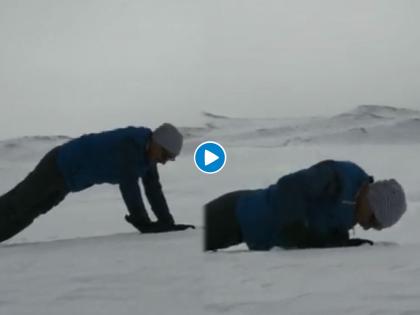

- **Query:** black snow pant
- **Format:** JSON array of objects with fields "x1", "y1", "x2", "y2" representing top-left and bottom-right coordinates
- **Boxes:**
[
  {"x1": 204, "y1": 190, "x2": 253, "y2": 251},
  {"x1": 0, "y1": 146, "x2": 69, "y2": 242}
]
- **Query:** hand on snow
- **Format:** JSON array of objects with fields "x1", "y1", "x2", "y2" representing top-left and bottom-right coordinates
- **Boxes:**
[
  {"x1": 346, "y1": 238, "x2": 374, "y2": 247},
  {"x1": 166, "y1": 224, "x2": 196, "y2": 232},
  {"x1": 125, "y1": 215, "x2": 195, "y2": 233},
  {"x1": 139, "y1": 222, "x2": 195, "y2": 233},
  {"x1": 140, "y1": 222, "x2": 195, "y2": 233}
]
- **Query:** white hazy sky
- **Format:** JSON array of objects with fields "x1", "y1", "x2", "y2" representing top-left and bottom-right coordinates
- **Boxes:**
[{"x1": 1, "y1": 0, "x2": 420, "y2": 139}]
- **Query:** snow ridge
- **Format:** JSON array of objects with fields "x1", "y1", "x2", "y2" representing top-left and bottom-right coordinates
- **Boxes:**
[{"x1": 190, "y1": 105, "x2": 420, "y2": 146}]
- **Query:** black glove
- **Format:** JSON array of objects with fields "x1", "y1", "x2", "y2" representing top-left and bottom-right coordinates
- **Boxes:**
[
  {"x1": 166, "y1": 224, "x2": 196, "y2": 232},
  {"x1": 140, "y1": 222, "x2": 195, "y2": 234},
  {"x1": 125, "y1": 215, "x2": 195, "y2": 234},
  {"x1": 345, "y1": 238, "x2": 374, "y2": 247}
]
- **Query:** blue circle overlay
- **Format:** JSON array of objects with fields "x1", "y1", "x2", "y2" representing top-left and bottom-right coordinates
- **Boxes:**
[{"x1": 194, "y1": 141, "x2": 227, "y2": 174}]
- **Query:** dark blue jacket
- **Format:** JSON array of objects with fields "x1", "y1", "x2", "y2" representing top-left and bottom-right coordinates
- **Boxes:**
[
  {"x1": 56, "y1": 127, "x2": 174, "y2": 224},
  {"x1": 235, "y1": 160, "x2": 371, "y2": 250}
]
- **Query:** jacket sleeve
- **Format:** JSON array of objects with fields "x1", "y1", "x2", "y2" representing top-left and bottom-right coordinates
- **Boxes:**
[
  {"x1": 275, "y1": 160, "x2": 344, "y2": 248},
  {"x1": 279, "y1": 221, "x2": 349, "y2": 248},
  {"x1": 118, "y1": 140, "x2": 151, "y2": 224},
  {"x1": 141, "y1": 164, "x2": 174, "y2": 225}
]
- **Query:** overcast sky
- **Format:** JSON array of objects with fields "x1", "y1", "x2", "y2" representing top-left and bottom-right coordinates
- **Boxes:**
[{"x1": 1, "y1": 0, "x2": 420, "y2": 139}]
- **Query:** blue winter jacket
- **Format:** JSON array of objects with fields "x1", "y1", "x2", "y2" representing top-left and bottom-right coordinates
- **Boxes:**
[
  {"x1": 56, "y1": 127, "x2": 174, "y2": 224},
  {"x1": 235, "y1": 160, "x2": 372, "y2": 250}
]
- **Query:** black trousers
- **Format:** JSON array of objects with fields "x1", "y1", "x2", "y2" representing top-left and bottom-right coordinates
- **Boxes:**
[
  {"x1": 0, "y1": 146, "x2": 69, "y2": 242},
  {"x1": 204, "y1": 190, "x2": 253, "y2": 251}
]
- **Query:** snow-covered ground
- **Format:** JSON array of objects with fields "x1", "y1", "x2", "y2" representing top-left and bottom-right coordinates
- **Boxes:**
[{"x1": 1, "y1": 105, "x2": 420, "y2": 314}]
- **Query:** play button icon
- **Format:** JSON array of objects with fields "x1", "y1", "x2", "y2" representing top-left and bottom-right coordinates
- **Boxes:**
[
  {"x1": 194, "y1": 141, "x2": 226, "y2": 174},
  {"x1": 205, "y1": 150, "x2": 219, "y2": 166}
]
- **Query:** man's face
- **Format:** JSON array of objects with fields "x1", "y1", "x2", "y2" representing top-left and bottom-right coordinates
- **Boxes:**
[
  {"x1": 356, "y1": 185, "x2": 382, "y2": 231},
  {"x1": 149, "y1": 141, "x2": 175, "y2": 165},
  {"x1": 157, "y1": 146, "x2": 175, "y2": 165}
]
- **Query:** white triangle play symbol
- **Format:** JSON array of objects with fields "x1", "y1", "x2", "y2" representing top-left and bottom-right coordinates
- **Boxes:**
[{"x1": 204, "y1": 150, "x2": 219, "y2": 166}]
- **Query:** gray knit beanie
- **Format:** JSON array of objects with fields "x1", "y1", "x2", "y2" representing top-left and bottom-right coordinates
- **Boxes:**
[
  {"x1": 367, "y1": 179, "x2": 407, "y2": 229},
  {"x1": 152, "y1": 123, "x2": 183, "y2": 157}
]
